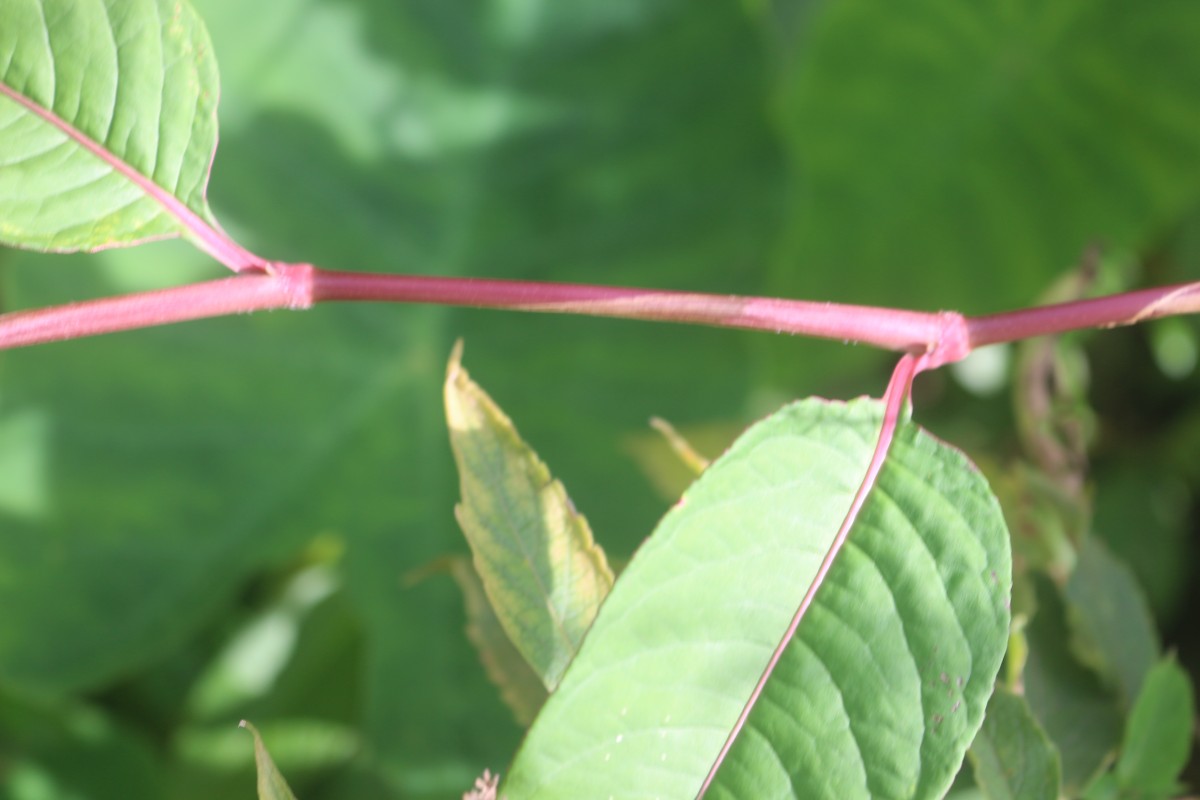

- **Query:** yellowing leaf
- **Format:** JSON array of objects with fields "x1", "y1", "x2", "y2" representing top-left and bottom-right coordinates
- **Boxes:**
[
  {"x1": 445, "y1": 341, "x2": 613, "y2": 691},
  {"x1": 240, "y1": 720, "x2": 299, "y2": 800}
]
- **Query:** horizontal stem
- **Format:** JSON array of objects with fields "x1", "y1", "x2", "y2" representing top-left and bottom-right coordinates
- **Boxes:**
[
  {"x1": 0, "y1": 265, "x2": 312, "y2": 349},
  {"x1": 311, "y1": 269, "x2": 953, "y2": 353},
  {"x1": 2, "y1": 263, "x2": 1199, "y2": 356},
  {"x1": 967, "y1": 281, "x2": 1200, "y2": 347}
]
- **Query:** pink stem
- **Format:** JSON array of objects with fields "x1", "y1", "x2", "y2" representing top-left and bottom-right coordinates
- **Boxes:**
[
  {"x1": 311, "y1": 269, "x2": 953, "y2": 353},
  {"x1": 0, "y1": 265, "x2": 312, "y2": 349},
  {"x1": 967, "y1": 281, "x2": 1200, "y2": 347},
  {"x1": 696, "y1": 352, "x2": 925, "y2": 797}
]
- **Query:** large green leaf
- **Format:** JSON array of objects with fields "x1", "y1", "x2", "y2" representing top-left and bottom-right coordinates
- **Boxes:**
[
  {"x1": 0, "y1": 0, "x2": 226, "y2": 254},
  {"x1": 768, "y1": 0, "x2": 1200, "y2": 314},
  {"x1": 504, "y1": 398, "x2": 1012, "y2": 798}
]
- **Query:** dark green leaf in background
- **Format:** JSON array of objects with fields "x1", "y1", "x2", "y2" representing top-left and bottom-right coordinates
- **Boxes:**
[
  {"x1": 968, "y1": 687, "x2": 1061, "y2": 800},
  {"x1": 1113, "y1": 656, "x2": 1195, "y2": 799},
  {"x1": 769, "y1": 0, "x2": 1200, "y2": 313},
  {"x1": 1064, "y1": 537, "x2": 1159, "y2": 712},
  {"x1": 242, "y1": 721, "x2": 300, "y2": 800},
  {"x1": 1023, "y1": 575, "x2": 1123, "y2": 794}
]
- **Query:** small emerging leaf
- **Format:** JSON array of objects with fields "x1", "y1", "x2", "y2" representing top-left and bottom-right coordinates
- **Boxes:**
[
  {"x1": 968, "y1": 687, "x2": 1061, "y2": 800},
  {"x1": 445, "y1": 342, "x2": 614, "y2": 691},
  {"x1": 240, "y1": 720, "x2": 299, "y2": 800}
]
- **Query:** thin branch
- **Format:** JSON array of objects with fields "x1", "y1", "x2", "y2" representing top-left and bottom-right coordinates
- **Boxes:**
[
  {"x1": 0, "y1": 265, "x2": 312, "y2": 349},
  {"x1": 311, "y1": 268, "x2": 954, "y2": 353},
  {"x1": 966, "y1": 281, "x2": 1200, "y2": 348},
  {"x1": 2, "y1": 262, "x2": 1200, "y2": 355}
]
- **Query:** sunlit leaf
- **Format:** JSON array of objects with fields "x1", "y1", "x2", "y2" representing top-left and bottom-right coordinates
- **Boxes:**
[
  {"x1": 445, "y1": 342, "x2": 614, "y2": 692},
  {"x1": 0, "y1": 0, "x2": 234, "y2": 258},
  {"x1": 504, "y1": 398, "x2": 1011, "y2": 798}
]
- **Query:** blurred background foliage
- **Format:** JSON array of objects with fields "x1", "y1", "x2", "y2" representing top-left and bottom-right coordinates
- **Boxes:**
[{"x1": 1, "y1": 0, "x2": 1199, "y2": 797}]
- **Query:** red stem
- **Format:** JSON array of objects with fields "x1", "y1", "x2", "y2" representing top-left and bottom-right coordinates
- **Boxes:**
[
  {"x1": 311, "y1": 269, "x2": 955, "y2": 352},
  {"x1": 967, "y1": 281, "x2": 1200, "y2": 347},
  {"x1": 0, "y1": 266, "x2": 312, "y2": 349},
  {"x1": 1, "y1": 262, "x2": 1199, "y2": 355}
]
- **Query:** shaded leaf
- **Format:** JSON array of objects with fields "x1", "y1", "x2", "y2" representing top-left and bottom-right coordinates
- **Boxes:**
[
  {"x1": 504, "y1": 398, "x2": 1011, "y2": 798},
  {"x1": 770, "y1": 0, "x2": 1200, "y2": 313},
  {"x1": 241, "y1": 720, "x2": 299, "y2": 800},
  {"x1": 1065, "y1": 537, "x2": 1159, "y2": 711},
  {"x1": 448, "y1": 557, "x2": 549, "y2": 726},
  {"x1": 1023, "y1": 575, "x2": 1123, "y2": 793},
  {"x1": 968, "y1": 687, "x2": 1061, "y2": 800},
  {"x1": 1114, "y1": 656, "x2": 1195, "y2": 798},
  {"x1": 445, "y1": 342, "x2": 614, "y2": 692},
  {"x1": 0, "y1": 0, "x2": 230, "y2": 255}
]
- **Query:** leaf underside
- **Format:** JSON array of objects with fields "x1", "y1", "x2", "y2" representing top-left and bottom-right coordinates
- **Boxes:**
[
  {"x1": 0, "y1": 0, "x2": 220, "y2": 252},
  {"x1": 504, "y1": 398, "x2": 1012, "y2": 799}
]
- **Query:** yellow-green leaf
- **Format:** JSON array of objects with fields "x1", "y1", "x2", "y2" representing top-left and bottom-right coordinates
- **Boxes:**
[{"x1": 444, "y1": 341, "x2": 614, "y2": 691}]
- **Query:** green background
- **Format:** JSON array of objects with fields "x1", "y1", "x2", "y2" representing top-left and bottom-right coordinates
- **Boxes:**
[{"x1": 2, "y1": 0, "x2": 1199, "y2": 796}]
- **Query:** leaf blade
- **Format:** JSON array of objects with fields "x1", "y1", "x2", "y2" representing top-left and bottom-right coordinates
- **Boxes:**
[
  {"x1": 240, "y1": 720, "x2": 299, "y2": 800},
  {"x1": 968, "y1": 687, "x2": 1061, "y2": 800},
  {"x1": 0, "y1": 0, "x2": 250, "y2": 265},
  {"x1": 445, "y1": 343, "x2": 614, "y2": 692},
  {"x1": 503, "y1": 398, "x2": 1012, "y2": 798}
]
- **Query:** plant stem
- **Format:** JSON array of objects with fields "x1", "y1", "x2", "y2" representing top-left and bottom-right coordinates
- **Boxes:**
[
  {"x1": 967, "y1": 281, "x2": 1200, "y2": 347},
  {"x1": 0, "y1": 267, "x2": 311, "y2": 349},
  {"x1": 1, "y1": 261, "x2": 1199, "y2": 354},
  {"x1": 310, "y1": 268, "x2": 953, "y2": 352}
]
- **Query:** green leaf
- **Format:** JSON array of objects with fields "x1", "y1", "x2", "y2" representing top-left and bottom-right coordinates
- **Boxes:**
[
  {"x1": 968, "y1": 687, "x2": 1061, "y2": 800},
  {"x1": 769, "y1": 0, "x2": 1200, "y2": 313},
  {"x1": 448, "y1": 557, "x2": 549, "y2": 726},
  {"x1": 241, "y1": 720, "x2": 299, "y2": 800},
  {"x1": 1065, "y1": 537, "x2": 1159, "y2": 711},
  {"x1": 1114, "y1": 656, "x2": 1195, "y2": 798},
  {"x1": 0, "y1": 0, "x2": 223, "y2": 253},
  {"x1": 1023, "y1": 575, "x2": 1123, "y2": 794},
  {"x1": 504, "y1": 398, "x2": 1012, "y2": 798},
  {"x1": 445, "y1": 342, "x2": 614, "y2": 692}
]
